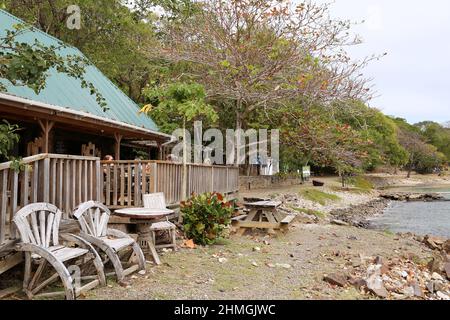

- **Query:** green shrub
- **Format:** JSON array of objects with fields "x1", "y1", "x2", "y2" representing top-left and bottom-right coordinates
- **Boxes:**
[
  {"x1": 181, "y1": 192, "x2": 233, "y2": 246},
  {"x1": 299, "y1": 189, "x2": 341, "y2": 205}
]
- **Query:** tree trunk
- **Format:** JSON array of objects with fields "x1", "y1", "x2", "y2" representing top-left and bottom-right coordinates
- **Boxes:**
[
  {"x1": 235, "y1": 108, "x2": 242, "y2": 167},
  {"x1": 182, "y1": 118, "x2": 188, "y2": 200}
]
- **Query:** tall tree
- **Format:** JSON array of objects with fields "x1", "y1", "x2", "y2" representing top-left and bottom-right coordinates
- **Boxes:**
[
  {"x1": 394, "y1": 118, "x2": 445, "y2": 177},
  {"x1": 331, "y1": 100, "x2": 408, "y2": 171},
  {"x1": 415, "y1": 121, "x2": 450, "y2": 162},
  {"x1": 271, "y1": 104, "x2": 369, "y2": 183},
  {"x1": 156, "y1": 0, "x2": 378, "y2": 132}
]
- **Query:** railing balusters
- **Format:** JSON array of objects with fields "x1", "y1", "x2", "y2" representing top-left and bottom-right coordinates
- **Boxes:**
[
  {"x1": 0, "y1": 154, "x2": 102, "y2": 245},
  {"x1": 0, "y1": 170, "x2": 7, "y2": 244}
]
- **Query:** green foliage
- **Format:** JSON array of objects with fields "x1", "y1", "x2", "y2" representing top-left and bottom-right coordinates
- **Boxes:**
[
  {"x1": 393, "y1": 117, "x2": 446, "y2": 175},
  {"x1": 0, "y1": 120, "x2": 19, "y2": 160},
  {"x1": 132, "y1": 149, "x2": 150, "y2": 160},
  {"x1": 0, "y1": 25, "x2": 106, "y2": 110},
  {"x1": 3, "y1": 1, "x2": 446, "y2": 178},
  {"x1": 4, "y1": 0, "x2": 162, "y2": 103},
  {"x1": 142, "y1": 82, "x2": 218, "y2": 133},
  {"x1": 273, "y1": 102, "x2": 370, "y2": 176},
  {"x1": 181, "y1": 192, "x2": 233, "y2": 246},
  {"x1": 299, "y1": 189, "x2": 341, "y2": 206},
  {"x1": 0, "y1": 120, "x2": 24, "y2": 171},
  {"x1": 333, "y1": 101, "x2": 408, "y2": 170},
  {"x1": 415, "y1": 121, "x2": 450, "y2": 162},
  {"x1": 132, "y1": 0, "x2": 198, "y2": 20}
]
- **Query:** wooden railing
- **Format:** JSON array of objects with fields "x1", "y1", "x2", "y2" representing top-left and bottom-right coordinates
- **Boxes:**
[
  {"x1": 0, "y1": 154, "x2": 101, "y2": 246},
  {"x1": 0, "y1": 155, "x2": 239, "y2": 247},
  {"x1": 101, "y1": 160, "x2": 240, "y2": 208}
]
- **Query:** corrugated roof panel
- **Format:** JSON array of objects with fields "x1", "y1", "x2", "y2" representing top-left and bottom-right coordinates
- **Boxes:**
[{"x1": 0, "y1": 9, "x2": 159, "y2": 132}]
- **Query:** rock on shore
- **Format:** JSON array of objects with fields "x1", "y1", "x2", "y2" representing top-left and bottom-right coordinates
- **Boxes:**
[
  {"x1": 380, "y1": 192, "x2": 444, "y2": 201},
  {"x1": 329, "y1": 199, "x2": 391, "y2": 228}
]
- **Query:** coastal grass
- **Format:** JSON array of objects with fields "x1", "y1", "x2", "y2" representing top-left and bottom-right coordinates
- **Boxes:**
[
  {"x1": 299, "y1": 189, "x2": 341, "y2": 206},
  {"x1": 290, "y1": 207, "x2": 327, "y2": 219},
  {"x1": 383, "y1": 229, "x2": 396, "y2": 236},
  {"x1": 350, "y1": 176, "x2": 374, "y2": 191},
  {"x1": 330, "y1": 186, "x2": 371, "y2": 195}
]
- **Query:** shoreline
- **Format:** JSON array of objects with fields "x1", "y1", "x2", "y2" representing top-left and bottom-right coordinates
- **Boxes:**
[{"x1": 240, "y1": 173, "x2": 450, "y2": 238}]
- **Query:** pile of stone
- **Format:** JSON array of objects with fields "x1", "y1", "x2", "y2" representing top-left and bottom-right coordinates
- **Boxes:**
[
  {"x1": 329, "y1": 199, "x2": 390, "y2": 228},
  {"x1": 380, "y1": 192, "x2": 444, "y2": 201},
  {"x1": 324, "y1": 254, "x2": 450, "y2": 300},
  {"x1": 419, "y1": 235, "x2": 450, "y2": 253}
]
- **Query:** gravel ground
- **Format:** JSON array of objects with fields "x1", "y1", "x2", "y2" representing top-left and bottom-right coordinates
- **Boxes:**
[
  {"x1": 85, "y1": 224, "x2": 436, "y2": 300},
  {"x1": 3, "y1": 176, "x2": 446, "y2": 300},
  {"x1": 84, "y1": 178, "x2": 444, "y2": 300}
]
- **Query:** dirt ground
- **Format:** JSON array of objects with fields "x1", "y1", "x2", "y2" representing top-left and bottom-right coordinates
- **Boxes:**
[
  {"x1": 2, "y1": 175, "x2": 446, "y2": 300},
  {"x1": 85, "y1": 223, "x2": 435, "y2": 300},
  {"x1": 85, "y1": 176, "x2": 446, "y2": 300}
]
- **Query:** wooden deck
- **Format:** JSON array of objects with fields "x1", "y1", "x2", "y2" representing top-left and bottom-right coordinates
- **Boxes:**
[
  {"x1": 101, "y1": 160, "x2": 239, "y2": 208},
  {"x1": 0, "y1": 154, "x2": 239, "y2": 260}
]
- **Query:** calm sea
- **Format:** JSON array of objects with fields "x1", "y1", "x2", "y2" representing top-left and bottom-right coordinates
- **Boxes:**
[{"x1": 368, "y1": 186, "x2": 450, "y2": 238}]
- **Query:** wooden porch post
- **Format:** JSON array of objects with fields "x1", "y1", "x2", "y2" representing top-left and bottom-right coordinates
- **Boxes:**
[
  {"x1": 38, "y1": 120, "x2": 54, "y2": 154},
  {"x1": 157, "y1": 143, "x2": 163, "y2": 160},
  {"x1": 114, "y1": 133, "x2": 123, "y2": 161}
]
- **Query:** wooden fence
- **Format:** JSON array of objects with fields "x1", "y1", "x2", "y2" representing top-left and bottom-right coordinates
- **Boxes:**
[
  {"x1": 102, "y1": 160, "x2": 240, "y2": 208},
  {"x1": 0, "y1": 154, "x2": 101, "y2": 247},
  {"x1": 0, "y1": 155, "x2": 239, "y2": 247}
]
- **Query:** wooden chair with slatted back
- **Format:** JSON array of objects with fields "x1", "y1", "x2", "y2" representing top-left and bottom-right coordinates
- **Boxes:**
[
  {"x1": 13, "y1": 203, "x2": 106, "y2": 300},
  {"x1": 72, "y1": 201, "x2": 145, "y2": 282},
  {"x1": 143, "y1": 193, "x2": 177, "y2": 251}
]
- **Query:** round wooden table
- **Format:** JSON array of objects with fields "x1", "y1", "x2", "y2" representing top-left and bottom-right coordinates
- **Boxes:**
[{"x1": 114, "y1": 208, "x2": 174, "y2": 265}]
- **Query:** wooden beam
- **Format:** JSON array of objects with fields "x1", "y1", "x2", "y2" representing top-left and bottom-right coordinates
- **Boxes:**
[
  {"x1": 235, "y1": 221, "x2": 282, "y2": 230},
  {"x1": 114, "y1": 133, "x2": 123, "y2": 161},
  {"x1": 157, "y1": 143, "x2": 163, "y2": 160},
  {"x1": 37, "y1": 119, "x2": 54, "y2": 153},
  {"x1": 0, "y1": 103, "x2": 170, "y2": 142}
]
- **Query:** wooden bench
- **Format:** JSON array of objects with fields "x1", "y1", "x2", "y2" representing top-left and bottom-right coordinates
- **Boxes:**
[
  {"x1": 236, "y1": 201, "x2": 285, "y2": 235},
  {"x1": 280, "y1": 215, "x2": 296, "y2": 231},
  {"x1": 232, "y1": 215, "x2": 248, "y2": 222},
  {"x1": 281, "y1": 215, "x2": 296, "y2": 225}
]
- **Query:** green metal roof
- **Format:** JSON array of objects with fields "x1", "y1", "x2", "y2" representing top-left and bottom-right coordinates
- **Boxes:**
[{"x1": 0, "y1": 9, "x2": 160, "y2": 133}]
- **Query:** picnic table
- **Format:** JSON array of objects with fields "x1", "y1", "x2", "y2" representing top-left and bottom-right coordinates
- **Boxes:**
[
  {"x1": 114, "y1": 208, "x2": 174, "y2": 265},
  {"x1": 233, "y1": 201, "x2": 296, "y2": 235}
]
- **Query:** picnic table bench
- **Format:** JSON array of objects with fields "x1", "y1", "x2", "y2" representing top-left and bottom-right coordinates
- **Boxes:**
[{"x1": 233, "y1": 201, "x2": 296, "y2": 235}]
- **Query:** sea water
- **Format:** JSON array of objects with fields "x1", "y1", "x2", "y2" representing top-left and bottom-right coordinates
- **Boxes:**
[{"x1": 369, "y1": 186, "x2": 450, "y2": 238}]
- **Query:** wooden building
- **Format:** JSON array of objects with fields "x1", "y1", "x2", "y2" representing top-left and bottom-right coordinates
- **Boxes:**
[
  {"x1": 0, "y1": 9, "x2": 172, "y2": 161},
  {"x1": 0, "y1": 10, "x2": 240, "y2": 278}
]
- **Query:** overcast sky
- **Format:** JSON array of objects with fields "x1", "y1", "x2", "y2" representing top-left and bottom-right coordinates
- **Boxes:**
[{"x1": 310, "y1": 0, "x2": 450, "y2": 124}]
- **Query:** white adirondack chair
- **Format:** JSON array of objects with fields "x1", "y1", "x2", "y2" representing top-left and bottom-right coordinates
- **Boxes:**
[
  {"x1": 143, "y1": 193, "x2": 177, "y2": 250},
  {"x1": 13, "y1": 203, "x2": 106, "y2": 300},
  {"x1": 72, "y1": 201, "x2": 145, "y2": 282}
]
